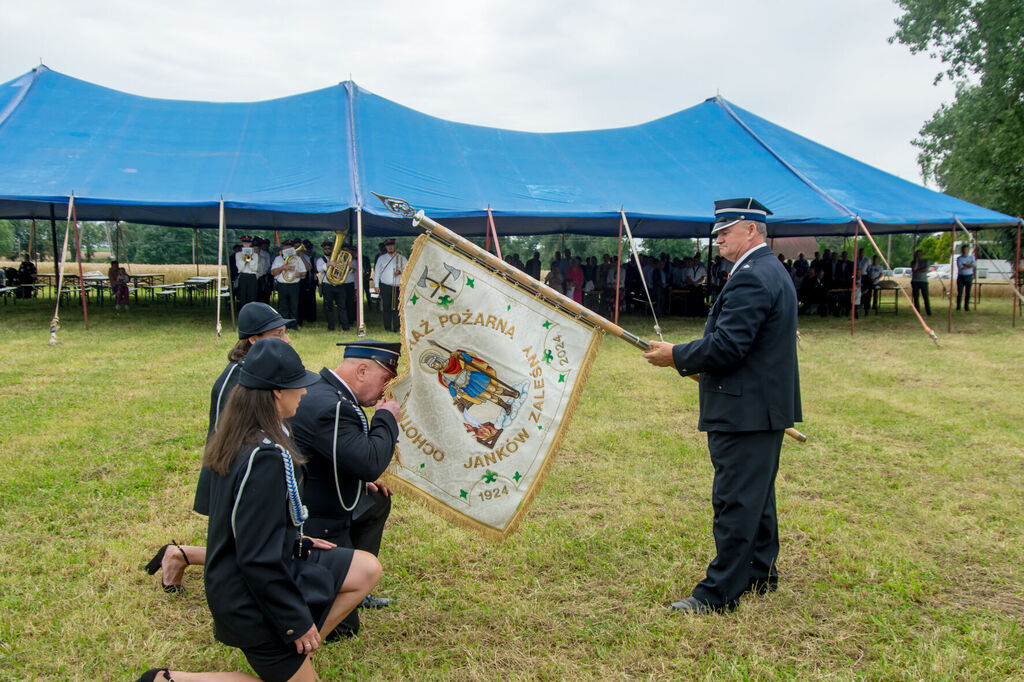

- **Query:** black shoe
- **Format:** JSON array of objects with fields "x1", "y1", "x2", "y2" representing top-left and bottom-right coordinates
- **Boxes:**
[
  {"x1": 670, "y1": 596, "x2": 731, "y2": 614},
  {"x1": 135, "y1": 668, "x2": 172, "y2": 682},
  {"x1": 359, "y1": 594, "x2": 392, "y2": 609},
  {"x1": 144, "y1": 541, "x2": 188, "y2": 594}
]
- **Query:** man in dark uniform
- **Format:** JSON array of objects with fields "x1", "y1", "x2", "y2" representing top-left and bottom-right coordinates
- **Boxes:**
[
  {"x1": 643, "y1": 198, "x2": 801, "y2": 614},
  {"x1": 287, "y1": 340, "x2": 402, "y2": 634}
]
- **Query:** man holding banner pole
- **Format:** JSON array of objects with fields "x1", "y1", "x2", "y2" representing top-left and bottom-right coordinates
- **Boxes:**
[{"x1": 643, "y1": 198, "x2": 801, "y2": 614}]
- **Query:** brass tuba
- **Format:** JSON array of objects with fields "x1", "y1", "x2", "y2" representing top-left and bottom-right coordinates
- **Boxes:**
[
  {"x1": 281, "y1": 244, "x2": 305, "y2": 283},
  {"x1": 325, "y1": 231, "x2": 352, "y2": 285}
]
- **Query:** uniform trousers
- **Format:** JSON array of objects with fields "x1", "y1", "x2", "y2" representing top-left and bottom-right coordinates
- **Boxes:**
[
  {"x1": 322, "y1": 283, "x2": 349, "y2": 331},
  {"x1": 275, "y1": 282, "x2": 300, "y2": 328},
  {"x1": 692, "y1": 429, "x2": 783, "y2": 607},
  {"x1": 237, "y1": 273, "x2": 259, "y2": 307},
  {"x1": 379, "y1": 283, "x2": 400, "y2": 331}
]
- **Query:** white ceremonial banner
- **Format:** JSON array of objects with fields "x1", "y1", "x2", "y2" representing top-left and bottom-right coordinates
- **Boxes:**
[{"x1": 388, "y1": 235, "x2": 602, "y2": 540}]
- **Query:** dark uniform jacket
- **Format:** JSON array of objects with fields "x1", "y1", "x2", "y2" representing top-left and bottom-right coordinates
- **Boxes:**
[
  {"x1": 672, "y1": 246, "x2": 801, "y2": 432},
  {"x1": 288, "y1": 368, "x2": 399, "y2": 541},
  {"x1": 193, "y1": 361, "x2": 243, "y2": 515},
  {"x1": 204, "y1": 439, "x2": 335, "y2": 648}
]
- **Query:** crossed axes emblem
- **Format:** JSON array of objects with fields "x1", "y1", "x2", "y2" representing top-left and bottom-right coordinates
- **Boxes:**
[{"x1": 417, "y1": 263, "x2": 462, "y2": 298}]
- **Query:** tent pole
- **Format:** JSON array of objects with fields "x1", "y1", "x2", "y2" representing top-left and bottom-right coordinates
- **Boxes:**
[
  {"x1": 855, "y1": 217, "x2": 938, "y2": 346},
  {"x1": 614, "y1": 213, "x2": 624, "y2": 325},
  {"x1": 947, "y1": 221, "x2": 956, "y2": 332},
  {"x1": 1015, "y1": 221, "x2": 1022, "y2": 328},
  {"x1": 71, "y1": 196, "x2": 89, "y2": 330},
  {"x1": 49, "y1": 203, "x2": 59, "y2": 283},
  {"x1": 216, "y1": 198, "x2": 226, "y2": 338},
  {"x1": 29, "y1": 219, "x2": 35, "y2": 260},
  {"x1": 48, "y1": 197, "x2": 74, "y2": 346},
  {"x1": 850, "y1": 221, "x2": 859, "y2": 336},
  {"x1": 356, "y1": 206, "x2": 365, "y2": 338},
  {"x1": 194, "y1": 228, "x2": 200, "y2": 277},
  {"x1": 486, "y1": 207, "x2": 502, "y2": 260}
]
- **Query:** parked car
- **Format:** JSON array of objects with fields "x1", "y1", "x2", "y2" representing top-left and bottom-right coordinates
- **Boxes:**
[
  {"x1": 929, "y1": 264, "x2": 951, "y2": 279},
  {"x1": 891, "y1": 267, "x2": 912, "y2": 277}
]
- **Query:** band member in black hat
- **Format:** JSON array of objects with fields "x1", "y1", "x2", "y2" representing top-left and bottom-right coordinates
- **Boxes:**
[
  {"x1": 287, "y1": 340, "x2": 402, "y2": 635},
  {"x1": 145, "y1": 302, "x2": 296, "y2": 593},
  {"x1": 372, "y1": 239, "x2": 406, "y2": 332},
  {"x1": 236, "y1": 237, "x2": 260, "y2": 307},
  {"x1": 137, "y1": 338, "x2": 381, "y2": 682},
  {"x1": 643, "y1": 198, "x2": 801, "y2": 614}
]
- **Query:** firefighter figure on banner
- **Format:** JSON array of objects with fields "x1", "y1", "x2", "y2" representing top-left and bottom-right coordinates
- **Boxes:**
[{"x1": 419, "y1": 341, "x2": 528, "y2": 449}]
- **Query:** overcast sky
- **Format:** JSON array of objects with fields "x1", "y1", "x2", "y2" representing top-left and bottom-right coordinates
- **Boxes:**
[{"x1": 0, "y1": 0, "x2": 953, "y2": 184}]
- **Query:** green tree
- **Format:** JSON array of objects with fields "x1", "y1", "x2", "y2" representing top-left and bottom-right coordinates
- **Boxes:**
[{"x1": 891, "y1": 0, "x2": 1024, "y2": 258}]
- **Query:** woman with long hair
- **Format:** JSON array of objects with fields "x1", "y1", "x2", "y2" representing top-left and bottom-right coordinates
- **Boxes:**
[
  {"x1": 145, "y1": 302, "x2": 293, "y2": 593},
  {"x1": 137, "y1": 338, "x2": 381, "y2": 682}
]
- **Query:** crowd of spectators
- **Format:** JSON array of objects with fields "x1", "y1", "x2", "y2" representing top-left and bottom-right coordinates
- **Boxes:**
[{"x1": 500, "y1": 246, "x2": 898, "y2": 320}]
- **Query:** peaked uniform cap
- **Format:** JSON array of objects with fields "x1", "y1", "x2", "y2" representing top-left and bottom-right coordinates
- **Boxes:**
[
  {"x1": 336, "y1": 339, "x2": 402, "y2": 372},
  {"x1": 712, "y1": 198, "x2": 773, "y2": 233}
]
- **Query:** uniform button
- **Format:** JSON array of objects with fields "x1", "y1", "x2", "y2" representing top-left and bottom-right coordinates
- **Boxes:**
[{"x1": 286, "y1": 629, "x2": 294, "y2": 636}]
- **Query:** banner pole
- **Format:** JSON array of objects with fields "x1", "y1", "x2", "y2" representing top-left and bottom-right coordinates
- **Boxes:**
[{"x1": 412, "y1": 210, "x2": 805, "y2": 442}]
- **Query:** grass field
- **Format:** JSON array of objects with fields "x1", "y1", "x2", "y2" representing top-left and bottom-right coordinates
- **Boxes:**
[{"x1": 0, "y1": 291, "x2": 1022, "y2": 681}]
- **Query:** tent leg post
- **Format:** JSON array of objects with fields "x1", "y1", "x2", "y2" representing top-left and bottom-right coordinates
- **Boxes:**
[{"x1": 851, "y1": 222, "x2": 859, "y2": 336}]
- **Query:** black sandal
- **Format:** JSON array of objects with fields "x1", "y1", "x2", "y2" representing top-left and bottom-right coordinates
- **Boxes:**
[
  {"x1": 135, "y1": 667, "x2": 173, "y2": 682},
  {"x1": 144, "y1": 541, "x2": 190, "y2": 594}
]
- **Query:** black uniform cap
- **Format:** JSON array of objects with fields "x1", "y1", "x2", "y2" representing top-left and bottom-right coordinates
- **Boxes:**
[{"x1": 238, "y1": 302, "x2": 294, "y2": 339}]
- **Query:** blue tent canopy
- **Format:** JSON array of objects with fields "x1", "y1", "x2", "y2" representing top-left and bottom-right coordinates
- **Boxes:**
[{"x1": 0, "y1": 65, "x2": 1016, "y2": 237}]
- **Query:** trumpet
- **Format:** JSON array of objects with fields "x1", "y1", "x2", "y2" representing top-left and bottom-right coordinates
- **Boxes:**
[
  {"x1": 325, "y1": 231, "x2": 352, "y2": 285},
  {"x1": 281, "y1": 244, "x2": 305, "y2": 283}
]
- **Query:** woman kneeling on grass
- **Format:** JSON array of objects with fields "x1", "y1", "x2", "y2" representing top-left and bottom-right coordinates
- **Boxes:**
[{"x1": 137, "y1": 338, "x2": 382, "y2": 682}]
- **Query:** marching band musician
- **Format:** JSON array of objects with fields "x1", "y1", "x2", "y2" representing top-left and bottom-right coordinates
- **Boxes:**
[
  {"x1": 372, "y1": 238, "x2": 406, "y2": 332},
  {"x1": 235, "y1": 236, "x2": 260, "y2": 307},
  {"x1": 137, "y1": 338, "x2": 381, "y2": 682},
  {"x1": 272, "y1": 240, "x2": 305, "y2": 330},
  {"x1": 317, "y1": 240, "x2": 351, "y2": 332}
]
